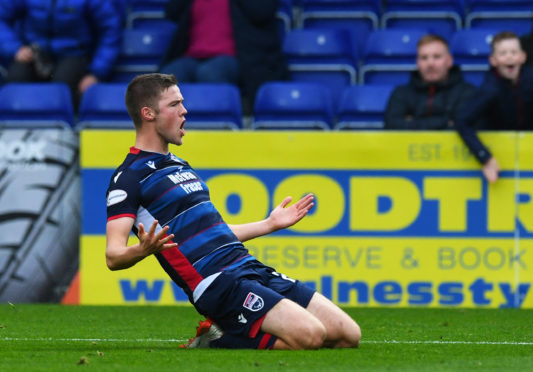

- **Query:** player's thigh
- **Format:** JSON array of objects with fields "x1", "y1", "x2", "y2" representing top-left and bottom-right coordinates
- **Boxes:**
[
  {"x1": 261, "y1": 298, "x2": 326, "y2": 349},
  {"x1": 306, "y1": 291, "x2": 361, "y2": 347}
]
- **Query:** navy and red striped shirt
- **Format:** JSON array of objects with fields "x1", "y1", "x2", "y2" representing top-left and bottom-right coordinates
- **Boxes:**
[{"x1": 106, "y1": 147, "x2": 253, "y2": 302}]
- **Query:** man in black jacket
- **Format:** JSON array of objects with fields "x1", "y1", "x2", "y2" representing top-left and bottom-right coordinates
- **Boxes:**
[
  {"x1": 385, "y1": 34, "x2": 477, "y2": 130},
  {"x1": 159, "y1": 0, "x2": 288, "y2": 115},
  {"x1": 455, "y1": 31, "x2": 533, "y2": 183}
]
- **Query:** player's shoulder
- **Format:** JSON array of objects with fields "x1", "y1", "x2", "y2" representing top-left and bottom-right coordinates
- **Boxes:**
[
  {"x1": 106, "y1": 157, "x2": 143, "y2": 208},
  {"x1": 107, "y1": 153, "x2": 146, "y2": 190}
]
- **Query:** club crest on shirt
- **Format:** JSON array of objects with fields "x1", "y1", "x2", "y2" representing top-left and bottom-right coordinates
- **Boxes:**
[{"x1": 243, "y1": 292, "x2": 264, "y2": 312}]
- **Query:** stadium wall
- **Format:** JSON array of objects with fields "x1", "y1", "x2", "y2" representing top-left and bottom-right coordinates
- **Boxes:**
[{"x1": 79, "y1": 130, "x2": 533, "y2": 308}]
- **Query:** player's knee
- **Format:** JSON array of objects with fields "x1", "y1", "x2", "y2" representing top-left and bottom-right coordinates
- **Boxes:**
[
  {"x1": 299, "y1": 321, "x2": 326, "y2": 349},
  {"x1": 347, "y1": 322, "x2": 362, "y2": 348}
]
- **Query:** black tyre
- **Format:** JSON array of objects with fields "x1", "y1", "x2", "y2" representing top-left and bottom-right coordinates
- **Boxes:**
[{"x1": 0, "y1": 129, "x2": 80, "y2": 303}]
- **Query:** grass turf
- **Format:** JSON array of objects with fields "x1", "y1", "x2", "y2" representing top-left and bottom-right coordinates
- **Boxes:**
[{"x1": 1, "y1": 305, "x2": 532, "y2": 371}]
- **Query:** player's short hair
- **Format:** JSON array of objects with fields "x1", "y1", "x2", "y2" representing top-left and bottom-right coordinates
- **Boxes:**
[
  {"x1": 490, "y1": 31, "x2": 520, "y2": 54},
  {"x1": 125, "y1": 73, "x2": 178, "y2": 128},
  {"x1": 417, "y1": 34, "x2": 450, "y2": 51}
]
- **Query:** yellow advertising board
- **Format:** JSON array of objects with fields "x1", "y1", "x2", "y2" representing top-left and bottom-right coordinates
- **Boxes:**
[{"x1": 80, "y1": 130, "x2": 533, "y2": 307}]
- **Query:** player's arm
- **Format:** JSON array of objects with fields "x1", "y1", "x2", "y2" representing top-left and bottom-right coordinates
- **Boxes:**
[
  {"x1": 106, "y1": 218, "x2": 177, "y2": 270},
  {"x1": 228, "y1": 193, "x2": 314, "y2": 243}
]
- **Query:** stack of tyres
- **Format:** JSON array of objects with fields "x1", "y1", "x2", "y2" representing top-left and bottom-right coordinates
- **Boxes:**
[{"x1": 0, "y1": 129, "x2": 80, "y2": 303}]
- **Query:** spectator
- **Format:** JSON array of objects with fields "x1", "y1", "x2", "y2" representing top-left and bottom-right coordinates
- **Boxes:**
[
  {"x1": 456, "y1": 31, "x2": 533, "y2": 183},
  {"x1": 385, "y1": 34, "x2": 477, "y2": 130},
  {"x1": 159, "y1": 0, "x2": 288, "y2": 114},
  {"x1": 0, "y1": 0, "x2": 123, "y2": 107}
]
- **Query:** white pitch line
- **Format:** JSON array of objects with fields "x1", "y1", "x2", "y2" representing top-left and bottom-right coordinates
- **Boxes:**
[
  {"x1": 1, "y1": 337, "x2": 187, "y2": 343},
  {"x1": 1, "y1": 337, "x2": 533, "y2": 346},
  {"x1": 364, "y1": 340, "x2": 533, "y2": 346}
]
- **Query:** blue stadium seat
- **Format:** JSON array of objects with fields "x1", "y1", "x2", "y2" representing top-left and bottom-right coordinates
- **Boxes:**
[
  {"x1": 77, "y1": 83, "x2": 131, "y2": 129},
  {"x1": 277, "y1": 0, "x2": 293, "y2": 40},
  {"x1": 112, "y1": 27, "x2": 176, "y2": 82},
  {"x1": 0, "y1": 83, "x2": 74, "y2": 128},
  {"x1": 461, "y1": 69, "x2": 488, "y2": 86},
  {"x1": 360, "y1": 29, "x2": 426, "y2": 85},
  {"x1": 450, "y1": 29, "x2": 495, "y2": 64},
  {"x1": 126, "y1": 0, "x2": 166, "y2": 28},
  {"x1": 450, "y1": 29, "x2": 496, "y2": 87},
  {"x1": 78, "y1": 83, "x2": 243, "y2": 130},
  {"x1": 127, "y1": 0, "x2": 167, "y2": 12},
  {"x1": 299, "y1": 0, "x2": 381, "y2": 56},
  {"x1": 336, "y1": 84, "x2": 395, "y2": 129},
  {"x1": 466, "y1": 0, "x2": 533, "y2": 37},
  {"x1": 127, "y1": 17, "x2": 177, "y2": 32},
  {"x1": 382, "y1": 0, "x2": 465, "y2": 40},
  {"x1": 283, "y1": 28, "x2": 357, "y2": 102},
  {"x1": 253, "y1": 81, "x2": 334, "y2": 130},
  {"x1": 178, "y1": 83, "x2": 243, "y2": 130}
]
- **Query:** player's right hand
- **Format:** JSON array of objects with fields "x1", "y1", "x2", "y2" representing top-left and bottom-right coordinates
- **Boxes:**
[{"x1": 138, "y1": 220, "x2": 177, "y2": 255}]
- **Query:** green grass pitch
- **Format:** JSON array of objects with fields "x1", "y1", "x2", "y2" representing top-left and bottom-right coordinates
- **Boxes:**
[{"x1": 1, "y1": 305, "x2": 532, "y2": 371}]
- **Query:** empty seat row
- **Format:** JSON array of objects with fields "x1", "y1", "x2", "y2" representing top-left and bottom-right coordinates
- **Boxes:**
[
  {"x1": 254, "y1": 81, "x2": 395, "y2": 130},
  {"x1": 126, "y1": 0, "x2": 533, "y2": 44},
  {"x1": 296, "y1": 0, "x2": 533, "y2": 40},
  {"x1": 284, "y1": 27, "x2": 496, "y2": 101},
  {"x1": 0, "y1": 82, "x2": 241, "y2": 130},
  {"x1": 0, "y1": 81, "x2": 396, "y2": 131},
  {"x1": 113, "y1": 27, "x2": 497, "y2": 90}
]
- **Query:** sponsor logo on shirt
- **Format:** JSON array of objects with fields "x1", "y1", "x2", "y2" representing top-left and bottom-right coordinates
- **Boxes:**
[
  {"x1": 180, "y1": 181, "x2": 203, "y2": 194},
  {"x1": 146, "y1": 161, "x2": 156, "y2": 169},
  {"x1": 107, "y1": 189, "x2": 127, "y2": 206},
  {"x1": 167, "y1": 171, "x2": 197, "y2": 184}
]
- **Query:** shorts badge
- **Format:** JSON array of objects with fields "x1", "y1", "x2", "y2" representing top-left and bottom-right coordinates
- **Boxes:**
[{"x1": 243, "y1": 292, "x2": 264, "y2": 312}]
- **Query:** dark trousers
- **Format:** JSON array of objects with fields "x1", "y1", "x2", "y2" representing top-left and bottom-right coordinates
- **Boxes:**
[{"x1": 6, "y1": 56, "x2": 89, "y2": 109}]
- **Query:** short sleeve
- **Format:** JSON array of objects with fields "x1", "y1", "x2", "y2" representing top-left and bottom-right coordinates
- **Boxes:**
[{"x1": 106, "y1": 169, "x2": 141, "y2": 221}]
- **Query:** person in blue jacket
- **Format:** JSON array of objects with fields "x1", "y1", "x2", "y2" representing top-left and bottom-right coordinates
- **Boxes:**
[
  {"x1": 0, "y1": 0, "x2": 123, "y2": 106},
  {"x1": 455, "y1": 31, "x2": 533, "y2": 183}
]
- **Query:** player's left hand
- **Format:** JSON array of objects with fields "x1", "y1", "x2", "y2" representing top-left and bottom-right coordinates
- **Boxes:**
[{"x1": 269, "y1": 193, "x2": 314, "y2": 230}]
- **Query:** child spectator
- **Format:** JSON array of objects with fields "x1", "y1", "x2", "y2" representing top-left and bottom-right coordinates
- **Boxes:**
[{"x1": 455, "y1": 31, "x2": 533, "y2": 183}]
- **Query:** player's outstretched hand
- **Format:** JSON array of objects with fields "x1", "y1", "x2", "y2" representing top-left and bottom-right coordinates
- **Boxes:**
[
  {"x1": 138, "y1": 220, "x2": 177, "y2": 256},
  {"x1": 269, "y1": 193, "x2": 314, "y2": 231}
]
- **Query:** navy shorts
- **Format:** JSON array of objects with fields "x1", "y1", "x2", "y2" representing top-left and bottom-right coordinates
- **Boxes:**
[{"x1": 194, "y1": 260, "x2": 315, "y2": 339}]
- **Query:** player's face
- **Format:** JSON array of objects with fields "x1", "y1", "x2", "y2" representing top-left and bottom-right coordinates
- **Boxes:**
[
  {"x1": 417, "y1": 41, "x2": 453, "y2": 83},
  {"x1": 155, "y1": 85, "x2": 188, "y2": 146},
  {"x1": 490, "y1": 38, "x2": 526, "y2": 83}
]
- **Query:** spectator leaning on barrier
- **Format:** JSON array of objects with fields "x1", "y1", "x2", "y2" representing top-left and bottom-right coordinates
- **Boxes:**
[
  {"x1": 159, "y1": 0, "x2": 288, "y2": 115},
  {"x1": 0, "y1": 0, "x2": 123, "y2": 107},
  {"x1": 384, "y1": 34, "x2": 477, "y2": 130},
  {"x1": 455, "y1": 31, "x2": 533, "y2": 183}
]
